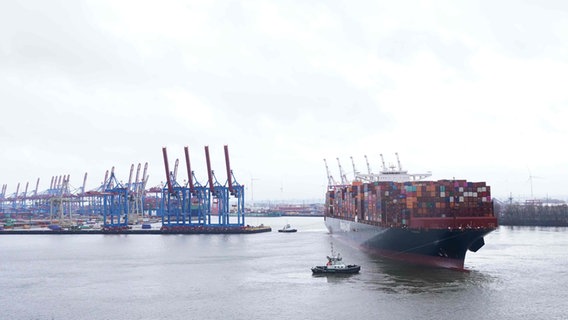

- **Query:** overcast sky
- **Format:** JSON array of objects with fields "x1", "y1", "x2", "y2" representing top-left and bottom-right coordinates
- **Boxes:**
[{"x1": 1, "y1": 1, "x2": 567, "y2": 203}]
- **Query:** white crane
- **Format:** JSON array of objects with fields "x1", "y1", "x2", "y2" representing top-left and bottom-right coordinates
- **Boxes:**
[
  {"x1": 354, "y1": 153, "x2": 431, "y2": 182},
  {"x1": 395, "y1": 152, "x2": 402, "y2": 171},
  {"x1": 350, "y1": 156, "x2": 359, "y2": 181},
  {"x1": 323, "y1": 159, "x2": 338, "y2": 186},
  {"x1": 364, "y1": 155, "x2": 372, "y2": 176},
  {"x1": 336, "y1": 158, "x2": 348, "y2": 185}
]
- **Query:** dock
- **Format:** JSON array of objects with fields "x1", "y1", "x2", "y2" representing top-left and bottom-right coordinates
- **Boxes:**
[{"x1": 0, "y1": 225, "x2": 272, "y2": 235}]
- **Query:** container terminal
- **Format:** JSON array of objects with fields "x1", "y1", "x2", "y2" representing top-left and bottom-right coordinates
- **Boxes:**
[{"x1": 0, "y1": 145, "x2": 271, "y2": 235}]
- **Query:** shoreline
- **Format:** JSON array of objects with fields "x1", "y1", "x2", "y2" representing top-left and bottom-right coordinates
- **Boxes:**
[{"x1": 0, "y1": 225, "x2": 272, "y2": 235}]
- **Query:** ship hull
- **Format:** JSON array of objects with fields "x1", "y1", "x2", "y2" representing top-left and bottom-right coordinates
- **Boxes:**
[{"x1": 324, "y1": 216, "x2": 494, "y2": 270}]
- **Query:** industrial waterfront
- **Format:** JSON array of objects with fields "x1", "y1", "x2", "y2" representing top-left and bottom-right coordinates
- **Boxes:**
[
  {"x1": 1, "y1": 216, "x2": 566, "y2": 320},
  {"x1": 0, "y1": 145, "x2": 321, "y2": 235}
]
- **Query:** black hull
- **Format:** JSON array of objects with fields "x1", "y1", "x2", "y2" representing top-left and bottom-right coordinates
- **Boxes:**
[
  {"x1": 325, "y1": 217, "x2": 494, "y2": 270},
  {"x1": 311, "y1": 265, "x2": 361, "y2": 274}
]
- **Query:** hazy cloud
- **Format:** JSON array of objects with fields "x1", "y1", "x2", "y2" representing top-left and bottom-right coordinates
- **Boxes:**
[{"x1": 1, "y1": 0, "x2": 567, "y2": 202}]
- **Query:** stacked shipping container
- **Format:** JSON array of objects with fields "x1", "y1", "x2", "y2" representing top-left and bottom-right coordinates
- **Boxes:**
[{"x1": 326, "y1": 180, "x2": 494, "y2": 228}]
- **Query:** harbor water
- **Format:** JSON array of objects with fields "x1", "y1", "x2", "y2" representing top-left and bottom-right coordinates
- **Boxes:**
[{"x1": 1, "y1": 217, "x2": 567, "y2": 320}]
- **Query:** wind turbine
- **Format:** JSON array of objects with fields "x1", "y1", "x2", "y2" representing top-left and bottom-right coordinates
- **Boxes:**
[{"x1": 527, "y1": 168, "x2": 543, "y2": 200}]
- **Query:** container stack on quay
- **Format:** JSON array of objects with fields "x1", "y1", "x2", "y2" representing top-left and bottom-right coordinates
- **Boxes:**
[{"x1": 327, "y1": 180, "x2": 494, "y2": 228}]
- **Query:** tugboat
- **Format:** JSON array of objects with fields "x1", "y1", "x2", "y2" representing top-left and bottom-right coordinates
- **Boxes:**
[
  {"x1": 311, "y1": 244, "x2": 360, "y2": 275},
  {"x1": 278, "y1": 224, "x2": 297, "y2": 233}
]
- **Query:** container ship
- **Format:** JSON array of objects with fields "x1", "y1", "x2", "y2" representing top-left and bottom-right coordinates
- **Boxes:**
[{"x1": 323, "y1": 154, "x2": 498, "y2": 270}]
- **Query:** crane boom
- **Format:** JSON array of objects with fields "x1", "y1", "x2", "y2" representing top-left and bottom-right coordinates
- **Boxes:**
[
  {"x1": 323, "y1": 159, "x2": 338, "y2": 186},
  {"x1": 142, "y1": 163, "x2": 148, "y2": 185},
  {"x1": 64, "y1": 175, "x2": 70, "y2": 195},
  {"x1": 35, "y1": 178, "x2": 40, "y2": 196},
  {"x1": 142, "y1": 174, "x2": 149, "y2": 191},
  {"x1": 323, "y1": 159, "x2": 331, "y2": 185},
  {"x1": 364, "y1": 155, "x2": 372, "y2": 176},
  {"x1": 205, "y1": 146, "x2": 215, "y2": 192},
  {"x1": 128, "y1": 164, "x2": 134, "y2": 190},
  {"x1": 173, "y1": 159, "x2": 179, "y2": 181},
  {"x1": 82, "y1": 173, "x2": 87, "y2": 194},
  {"x1": 184, "y1": 147, "x2": 195, "y2": 192},
  {"x1": 350, "y1": 156, "x2": 358, "y2": 181},
  {"x1": 162, "y1": 147, "x2": 174, "y2": 194},
  {"x1": 108, "y1": 168, "x2": 114, "y2": 188},
  {"x1": 134, "y1": 163, "x2": 141, "y2": 192},
  {"x1": 224, "y1": 145, "x2": 234, "y2": 194},
  {"x1": 103, "y1": 170, "x2": 109, "y2": 188},
  {"x1": 336, "y1": 158, "x2": 348, "y2": 185}
]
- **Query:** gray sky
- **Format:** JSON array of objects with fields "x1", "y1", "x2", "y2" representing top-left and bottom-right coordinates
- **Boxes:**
[{"x1": 1, "y1": 1, "x2": 567, "y2": 202}]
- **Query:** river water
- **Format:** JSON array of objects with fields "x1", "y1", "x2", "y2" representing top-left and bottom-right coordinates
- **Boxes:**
[{"x1": 1, "y1": 217, "x2": 566, "y2": 320}]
